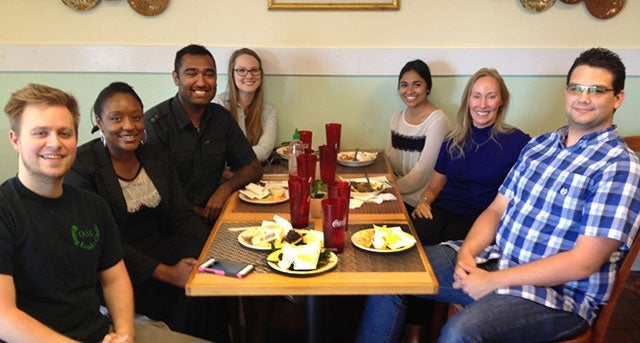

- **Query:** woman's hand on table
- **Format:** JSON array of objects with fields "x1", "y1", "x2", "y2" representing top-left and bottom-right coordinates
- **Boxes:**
[
  {"x1": 411, "y1": 200, "x2": 434, "y2": 219},
  {"x1": 153, "y1": 258, "x2": 198, "y2": 288}
]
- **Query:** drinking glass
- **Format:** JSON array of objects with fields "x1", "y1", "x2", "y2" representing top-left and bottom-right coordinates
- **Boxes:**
[
  {"x1": 321, "y1": 197, "x2": 348, "y2": 253},
  {"x1": 325, "y1": 123, "x2": 341, "y2": 151},
  {"x1": 318, "y1": 144, "x2": 337, "y2": 184},
  {"x1": 288, "y1": 177, "x2": 310, "y2": 228}
]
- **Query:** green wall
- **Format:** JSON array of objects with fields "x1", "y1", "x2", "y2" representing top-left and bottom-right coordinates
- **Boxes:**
[{"x1": 1, "y1": 72, "x2": 639, "y2": 181}]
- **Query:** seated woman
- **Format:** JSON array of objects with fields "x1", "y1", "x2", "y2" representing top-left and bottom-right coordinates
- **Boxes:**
[
  {"x1": 404, "y1": 68, "x2": 530, "y2": 342},
  {"x1": 65, "y1": 82, "x2": 230, "y2": 342},
  {"x1": 386, "y1": 59, "x2": 451, "y2": 213},
  {"x1": 214, "y1": 47, "x2": 277, "y2": 164}
]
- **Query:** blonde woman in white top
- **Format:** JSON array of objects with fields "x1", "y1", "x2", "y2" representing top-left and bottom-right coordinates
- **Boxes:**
[{"x1": 214, "y1": 48, "x2": 277, "y2": 163}]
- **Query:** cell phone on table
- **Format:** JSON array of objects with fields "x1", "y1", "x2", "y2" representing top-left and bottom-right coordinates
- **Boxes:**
[{"x1": 198, "y1": 258, "x2": 254, "y2": 278}]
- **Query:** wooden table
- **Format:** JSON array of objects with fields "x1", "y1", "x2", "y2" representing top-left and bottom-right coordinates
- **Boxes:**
[{"x1": 186, "y1": 150, "x2": 439, "y2": 341}]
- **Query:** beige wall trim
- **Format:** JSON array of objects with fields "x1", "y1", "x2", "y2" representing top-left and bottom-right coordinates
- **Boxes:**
[{"x1": 2, "y1": 45, "x2": 639, "y2": 76}]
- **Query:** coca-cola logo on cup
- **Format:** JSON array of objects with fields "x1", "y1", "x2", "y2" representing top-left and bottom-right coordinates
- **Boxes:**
[{"x1": 332, "y1": 218, "x2": 347, "y2": 228}]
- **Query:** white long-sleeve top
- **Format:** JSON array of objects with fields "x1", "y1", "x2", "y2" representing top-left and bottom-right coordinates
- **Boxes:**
[
  {"x1": 386, "y1": 108, "x2": 450, "y2": 207},
  {"x1": 213, "y1": 92, "x2": 278, "y2": 162}
]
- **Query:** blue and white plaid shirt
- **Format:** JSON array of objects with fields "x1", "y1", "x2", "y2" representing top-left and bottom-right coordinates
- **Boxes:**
[{"x1": 493, "y1": 125, "x2": 640, "y2": 324}]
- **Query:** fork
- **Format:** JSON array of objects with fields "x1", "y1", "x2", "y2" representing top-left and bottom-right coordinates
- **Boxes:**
[
  {"x1": 364, "y1": 169, "x2": 375, "y2": 192},
  {"x1": 353, "y1": 148, "x2": 360, "y2": 162}
]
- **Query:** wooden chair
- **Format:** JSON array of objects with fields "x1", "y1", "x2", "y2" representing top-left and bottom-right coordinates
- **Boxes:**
[
  {"x1": 446, "y1": 234, "x2": 640, "y2": 343},
  {"x1": 623, "y1": 135, "x2": 640, "y2": 152}
]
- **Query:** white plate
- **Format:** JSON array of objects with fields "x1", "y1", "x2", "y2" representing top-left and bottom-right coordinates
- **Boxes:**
[
  {"x1": 350, "y1": 228, "x2": 416, "y2": 253},
  {"x1": 347, "y1": 178, "x2": 391, "y2": 199},
  {"x1": 267, "y1": 249, "x2": 338, "y2": 275},
  {"x1": 276, "y1": 146, "x2": 290, "y2": 160},
  {"x1": 237, "y1": 227, "x2": 275, "y2": 250},
  {"x1": 337, "y1": 151, "x2": 377, "y2": 167},
  {"x1": 238, "y1": 189, "x2": 289, "y2": 205}
]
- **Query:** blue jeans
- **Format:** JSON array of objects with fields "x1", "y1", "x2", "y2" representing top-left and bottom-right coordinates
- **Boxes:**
[{"x1": 355, "y1": 245, "x2": 588, "y2": 343}]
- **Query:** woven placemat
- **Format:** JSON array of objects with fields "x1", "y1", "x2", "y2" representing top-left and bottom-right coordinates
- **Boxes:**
[
  {"x1": 232, "y1": 199, "x2": 289, "y2": 213},
  {"x1": 351, "y1": 187, "x2": 404, "y2": 214},
  {"x1": 201, "y1": 222, "x2": 425, "y2": 274},
  {"x1": 263, "y1": 152, "x2": 388, "y2": 175},
  {"x1": 231, "y1": 186, "x2": 403, "y2": 215}
]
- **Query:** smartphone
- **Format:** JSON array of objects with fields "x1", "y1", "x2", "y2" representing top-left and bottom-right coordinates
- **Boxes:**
[{"x1": 198, "y1": 258, "x2": 254, "y2": 278}]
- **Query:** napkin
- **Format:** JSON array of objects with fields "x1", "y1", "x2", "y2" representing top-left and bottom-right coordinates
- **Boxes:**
[{"x1": 239, "y1": 182, "x2": 270, "y2": 199}]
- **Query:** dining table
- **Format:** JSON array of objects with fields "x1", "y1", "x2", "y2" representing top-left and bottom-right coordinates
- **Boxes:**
[{"x1": 186, "y1": 150, "x2": 439, "y2": 342}]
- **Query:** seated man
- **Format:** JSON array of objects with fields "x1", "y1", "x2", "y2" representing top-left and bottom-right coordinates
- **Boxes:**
[
  {"x1": 0, "y1": 84, "x2": 210, "y2": 343},
  {"x1": 145, "y1": 44, "x2": 263, "y2": 224},
  {"x1": 0, "y1": 83, "x2": 135, "y2": 342},
  {"x1": 356, "y1": 47, "x2": 640, "y2": 342}
]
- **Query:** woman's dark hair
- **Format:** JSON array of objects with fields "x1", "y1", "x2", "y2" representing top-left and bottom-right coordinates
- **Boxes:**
[
  {"x1": 93, "y1": 82, "x2": 143, "y2": 118},
  {"x1": 398, "y1": 59, "x2": 433, "y2": 93},
  {"x1": 91, "y1": 82, "x2": 143, "y2": 133}
]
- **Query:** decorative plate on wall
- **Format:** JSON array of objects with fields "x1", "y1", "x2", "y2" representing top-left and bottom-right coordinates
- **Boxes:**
[
  {"x1": 585, "y1": 0, "x2": 624, "y2": 19},
  {"x1": 61, "y1": 0, "x2": 100, "y2": 11},
  {"x1": 127, "y1": 0, "x2": 169, "y2": 16},
  {"x1": 520, "y1": 0, "x2": 556, "y2": 12}
]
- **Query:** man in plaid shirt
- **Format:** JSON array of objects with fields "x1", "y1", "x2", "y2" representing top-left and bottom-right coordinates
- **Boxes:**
[{"x1": 357, "y1": 47, "x2": 640, "y2": 342}]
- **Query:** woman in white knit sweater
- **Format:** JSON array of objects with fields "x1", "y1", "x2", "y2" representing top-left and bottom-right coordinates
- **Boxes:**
[{"x1": 386, "y1": 59, "x2": 451, "y2": 210}]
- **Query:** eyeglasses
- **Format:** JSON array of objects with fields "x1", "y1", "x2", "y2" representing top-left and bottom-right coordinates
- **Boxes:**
[
  {"x1": 234, "y1": 67, "x2": 261, "y2": 76},
  {"x1": 566, "y1": 83, "x2": 615, "y2": 96}
]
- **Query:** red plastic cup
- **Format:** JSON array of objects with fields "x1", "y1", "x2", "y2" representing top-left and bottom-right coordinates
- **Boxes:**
[
  {"x1": 288, "y1": 177, "x2": 310, "y2": 228},
  {"x1": 297, "y1": 153, "x2": 317, "y2": 185},
  {"x1": 318, "y1": 144, "x2": 337, "y2": 185},
  {"x1": 328, "y1": 180, "x2": 350, "y2": 231},
  {"x1": 325, "y1": 123, "x2": 341, "y2": 151},
  {"x1": 321, "y1": 197, "x2": 348, "y2": 253},
  {"x1": 298, "y1": 130, "x2": 313, "y2": 154}
]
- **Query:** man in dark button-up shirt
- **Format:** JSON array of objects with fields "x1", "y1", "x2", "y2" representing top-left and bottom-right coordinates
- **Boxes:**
[{"x1": 145, "y1": 44, "x2": 262, "y2": 224}]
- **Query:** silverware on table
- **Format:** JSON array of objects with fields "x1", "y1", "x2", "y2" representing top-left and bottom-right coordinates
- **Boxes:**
[
  {"x1": 353, "y1": 148, "x2": 360, "y2": 162},
  {"x1": 364, "y1": 170, "x2": 375, "y2": 192}
]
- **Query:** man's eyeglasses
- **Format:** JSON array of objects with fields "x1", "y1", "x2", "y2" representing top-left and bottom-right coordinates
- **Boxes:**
[
  {"x1": 234, "y1": 67, "x2": 262, "y2": 76},
  {"x1": 566, "y1": 83, "x2": 615, "y2": 96}
]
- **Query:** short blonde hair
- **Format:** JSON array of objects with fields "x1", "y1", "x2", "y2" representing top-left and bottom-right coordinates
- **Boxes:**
[{"x1": 4, "y1": 83, "x2": 80, "y2": 135}]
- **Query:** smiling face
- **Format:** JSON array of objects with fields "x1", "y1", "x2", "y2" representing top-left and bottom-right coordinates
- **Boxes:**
[
  {"x1": 10, "y1": 104, "x2": 77, "y2": 186},
  {"x1": 173, "y1": 53, "x2": 217, "y2": 109},
  {"x1": 398, "y1": 70, "x2": 429, "y2": 108},
  {"x1": 565, "y1": 65, "x2": 624, "y2": 135},
  {"x1": 232, "y1": 53, "x2": 262, "y2": 96},
  {"x1": 468, "y1": 75, "x2": 503, "y2": 128},
  {"x1": 96, "y1": 92, "x2": 144, "y2": 157}
]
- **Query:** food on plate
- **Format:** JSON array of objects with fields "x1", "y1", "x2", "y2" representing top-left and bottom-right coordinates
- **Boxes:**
[
  {"x1": 267, "y1": 241, "x2": 333, "y2": 271},
  {"x1": 370, "y1": 225, "x2": 416, "y2": 250},
  {"x1": 238, "y1": 215, "x2": 323, "y2": 250},
  {"x1": 350, "y1": 181, "x2": 384, "y2": 193},
  {"x1": 270, "y1": 187, "x2": 286, "y2": 200},
  {"x1": 239, "y1": 182, "x2": 287, "y2": 202},
  {"x1": 338, "y1": 151, "x2": 376, "y2": 162},
  {"x1": 280, "y1": 240, "x2": 321, "y2": 270}
]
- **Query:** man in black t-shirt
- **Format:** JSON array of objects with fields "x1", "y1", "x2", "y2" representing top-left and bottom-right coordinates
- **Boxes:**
[{"x1": 0, "y1": 83, "x2": 135, "y2": 342}]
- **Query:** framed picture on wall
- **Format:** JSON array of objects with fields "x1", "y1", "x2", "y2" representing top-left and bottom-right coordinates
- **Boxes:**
[{"x1": 268, "y1": 0, "x2": 399, "y2": 10}]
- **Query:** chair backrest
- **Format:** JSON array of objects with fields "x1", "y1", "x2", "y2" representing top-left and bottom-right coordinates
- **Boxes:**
[
  {"x1": 591, "y1": 232, "x2": 640, "y2": 342},
  {"x1": 623, "y1": 135, "x2": 640, "y2": 152}
]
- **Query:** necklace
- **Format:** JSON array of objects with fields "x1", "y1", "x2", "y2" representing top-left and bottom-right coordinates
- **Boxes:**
[{"x1": 469, "y1": 135, "x2": 493, "y2": 152}]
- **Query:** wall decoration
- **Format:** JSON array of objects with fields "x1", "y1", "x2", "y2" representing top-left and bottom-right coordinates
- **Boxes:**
[
  {"x1": 519, "y1": 0, "x2": 624, "y2": 19},
  {"x1": 61, "y1": 0, "x2": 100, "y2": 11},
  {"x1": 61, "y1": 0, "x2": 170, "y2": 16},
  {"x1": 127, "y1": 0, "x2": 169, "y2": 16},
  {"x1": 585, "y1": 0, "x2": 624, "y2": 19},
  {"x1": 268, "y1": 0, "x2": 399, "y2": 10},
  {"x1": 520, "y1": 0, "x2": 555, "y2": 12}
]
